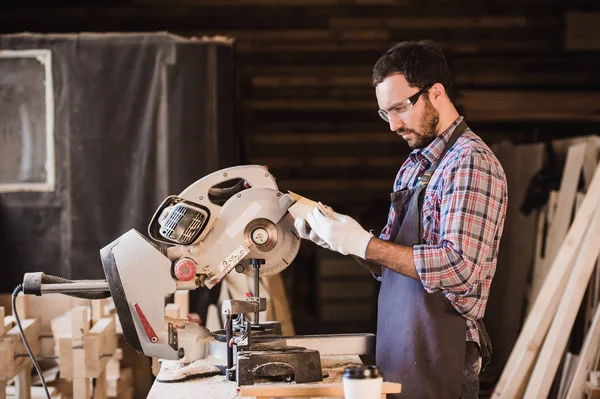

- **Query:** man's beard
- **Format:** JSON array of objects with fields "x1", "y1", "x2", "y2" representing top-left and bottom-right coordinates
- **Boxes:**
[{"x1": 396, "y1": 97, "x2": 440, "y2": 149}]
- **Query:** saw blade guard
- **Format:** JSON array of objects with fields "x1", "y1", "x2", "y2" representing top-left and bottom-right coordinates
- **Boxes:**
[{"x1": 147, "y1": 165, "x2": 301, "y2": 288}]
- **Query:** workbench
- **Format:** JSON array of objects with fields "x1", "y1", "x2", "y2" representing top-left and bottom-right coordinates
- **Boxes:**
[{"x1": 147, "y1": 355, "x2": 401, "y2": 399}]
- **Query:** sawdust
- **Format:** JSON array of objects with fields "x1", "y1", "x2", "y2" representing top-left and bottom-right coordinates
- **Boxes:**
[
  {"x1": 156, "y1": 355, "x2": 225, "y2": 383},
  {"x1": 320, "y1": 355, "x2": 363, "y2": 382},
  {"x1": 149, "y1": 354, "x2": 364, "y2": 398}
]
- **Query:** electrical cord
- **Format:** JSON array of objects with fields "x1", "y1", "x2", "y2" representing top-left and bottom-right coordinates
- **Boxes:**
[{"x1": 12, "y1": 284, "x2": 51, "y2": 399}]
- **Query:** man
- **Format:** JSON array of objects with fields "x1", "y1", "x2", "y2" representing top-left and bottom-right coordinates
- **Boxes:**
[{"x1": 295, "y1": 40, "x2": 508, "y2": 398}]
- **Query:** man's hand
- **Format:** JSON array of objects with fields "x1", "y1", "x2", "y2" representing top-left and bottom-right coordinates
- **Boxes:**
[
  {"x1": 305, "y1": 207, "x2": 373, "y2": 259},
  {"x1": 294, "y1": 217, "x2": 331, "y2": 250}
]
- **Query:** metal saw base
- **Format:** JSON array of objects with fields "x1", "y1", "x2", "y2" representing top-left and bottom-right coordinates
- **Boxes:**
[{"x1": 236, "y1": 347, "x2": 323, "y2": 386}]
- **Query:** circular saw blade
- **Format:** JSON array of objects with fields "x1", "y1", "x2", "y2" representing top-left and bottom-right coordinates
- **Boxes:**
[{"x1": 243, "y1": 212, "x2": 301, "y2": 277}]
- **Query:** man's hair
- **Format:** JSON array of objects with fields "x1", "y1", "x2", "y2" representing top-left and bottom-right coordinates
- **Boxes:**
[{"x1": 372, "y1": 40, "x2": 453, "y2": 101}]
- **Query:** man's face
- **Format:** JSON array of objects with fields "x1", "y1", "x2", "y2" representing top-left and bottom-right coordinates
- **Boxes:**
[{"x1": 375, "y1": 74, "x2": 440, "y2": 150}]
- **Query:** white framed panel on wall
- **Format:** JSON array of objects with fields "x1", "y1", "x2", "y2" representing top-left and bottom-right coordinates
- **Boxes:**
[{"x1": 0, "y1": 49, "x2": 55, "y2": 192}]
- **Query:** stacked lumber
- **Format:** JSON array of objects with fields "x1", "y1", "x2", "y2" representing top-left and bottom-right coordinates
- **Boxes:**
[
  {"x1": 0, "y1": 305, "x2": 41, "y2": 399},
  {"x1": 493, "y1": 139, "x2": 600, "y2": 398},
  {"x1": 0, "y1": 295, "x2": 137, "y2": 399}
]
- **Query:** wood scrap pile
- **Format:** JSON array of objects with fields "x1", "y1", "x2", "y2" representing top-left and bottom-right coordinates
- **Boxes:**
[
  {"x1": 0, "y1": 295, "x2": 137, "y2": 399},
  {"x1": 492, "y1": 136, "x2": 600, "y2": 398}
]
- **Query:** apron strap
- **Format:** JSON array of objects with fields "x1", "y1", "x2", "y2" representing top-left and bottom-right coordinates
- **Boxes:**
[
  {"x1": 413, "y1": 120, "x2": 469, "y2": 243},
  {"x1": 418, "y1": 120, "x2": 468, "y2": 186}
]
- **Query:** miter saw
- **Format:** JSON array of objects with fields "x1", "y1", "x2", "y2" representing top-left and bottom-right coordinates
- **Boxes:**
[{"x1": 18, "y1": 165, "x2": 375, "y2": 387}]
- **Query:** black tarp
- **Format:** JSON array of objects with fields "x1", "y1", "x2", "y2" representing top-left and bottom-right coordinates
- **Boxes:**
[{"x1": 0, "y1": 32, "x2": 240, "y2": 292}]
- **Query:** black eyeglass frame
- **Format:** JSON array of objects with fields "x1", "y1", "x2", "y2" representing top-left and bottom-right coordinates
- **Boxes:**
[{"x1": 377, "y1": 83, "x2": 434, "y2": 122}]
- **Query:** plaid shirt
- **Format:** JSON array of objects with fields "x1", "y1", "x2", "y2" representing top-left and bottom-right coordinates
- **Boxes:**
[{"x1": 379, "y1": 116, "x2": 508, "y2": 345}]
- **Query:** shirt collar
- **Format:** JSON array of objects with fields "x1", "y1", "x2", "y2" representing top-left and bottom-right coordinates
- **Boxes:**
[{"x1": 409, "y1": 116, "x2": 464, "y2": 165}]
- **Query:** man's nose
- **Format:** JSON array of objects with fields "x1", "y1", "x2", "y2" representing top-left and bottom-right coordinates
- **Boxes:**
[{"x1": 389, "y1": 114, "x2": 405, "y2": 132}]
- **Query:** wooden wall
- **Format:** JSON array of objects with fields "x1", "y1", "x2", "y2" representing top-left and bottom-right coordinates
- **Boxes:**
[
  {"x1": 2, "y1": 0, "x2": 600, "y2": 385},
  {"x1": 2, "y1": 0, "x2": 599, "y2": 214}
]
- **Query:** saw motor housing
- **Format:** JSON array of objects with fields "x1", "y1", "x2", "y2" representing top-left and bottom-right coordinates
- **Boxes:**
[{"x1": 101, "y1": 165, "x2": 301, "y2": 362}]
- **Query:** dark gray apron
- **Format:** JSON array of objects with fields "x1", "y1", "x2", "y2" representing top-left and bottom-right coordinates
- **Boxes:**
[{"x1": 377, "y1": 121, "x2": 488, "y2": 398}]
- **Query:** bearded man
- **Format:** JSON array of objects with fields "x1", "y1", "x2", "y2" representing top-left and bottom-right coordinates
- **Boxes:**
[{"x1": 295, "y1": 40, "x2": 508, "y2": 399}]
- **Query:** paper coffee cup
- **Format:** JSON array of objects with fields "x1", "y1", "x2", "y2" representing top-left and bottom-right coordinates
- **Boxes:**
[{"x1": 342, "y1": 365, "x2": 383, "y2": 399}]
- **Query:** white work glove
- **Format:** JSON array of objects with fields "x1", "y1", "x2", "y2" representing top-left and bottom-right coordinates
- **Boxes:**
[
  {"x1": 305, "y1": 207, "x2": 374, "y2": 260},
  {"x1": 294, "y1": 216, "x2": 331, "y2": 250}
]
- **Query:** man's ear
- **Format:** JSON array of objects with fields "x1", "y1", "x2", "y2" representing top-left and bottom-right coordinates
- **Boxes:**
[{"x1": 430, "y1": 83, "x2": 446, "y2": 102}]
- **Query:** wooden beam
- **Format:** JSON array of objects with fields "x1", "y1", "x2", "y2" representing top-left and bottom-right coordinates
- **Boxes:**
[
  {"x1": 174, "y1": 291, "x2": 189, "y2": 319},
  {"x1": 543, "y1": 143, "x2": 587, "y2": 269},
  {"x1": 0, "y1": 307, "x2": 4, "y2": 337},
  {"x1": 71, "y1": 306, "x2": 91, "y2": 399},
  {"x1": 85, "y1": 317, "x2": 117, "y2": 378},
  {"x1": 524, "y1": 201, "x2": 600, "y2": 397},
  {"x1": 264, "y1": 274, "x2": 295, "y2": 336},
  {"x1": 92, "y1": 368, "x2": 107, "y2": 399},
  {"x1": 252, "y1": 132, "x2": 397, "y2": 145},
  {"x1": 3, "y1": 315, "x2": 13, "y2": 335},
  {"x1": 200, "y1": 28, "x2": 389, "y2": 41},
  {"x1": 0, "y1": 319, "x2": 40, "y2": 379},
  {"x1": 492, "y1": 162, "x2": 600, "y2": 398},
  {"x1": 458, "y1": 91, "x2": 600, "y2": 122},
  {"x1": 15, "y1": 367, "x2": 31, "y2": 399},
  {"x1": 252, "y1": 156, "x2": 401, "y2": 169},
  {"x1": 239, "y1": 381, "x2": 401, "y2": 396},
  {"x1": 565, "y1": 301, "x2": 600, "y2": 398},
  {"x1": 329, "y1": 15, "x2": 529, "y2": 29},
  {"x1": 566, "y1": 12, "x2": 600, "y2": 51},
  {"x1": 282, "y1": 178, "x2": 392, "y2": 191}
]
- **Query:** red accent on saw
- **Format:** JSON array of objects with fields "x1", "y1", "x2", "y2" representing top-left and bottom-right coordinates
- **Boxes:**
[
  {"x1": 133, "y1": 303, "x2": 159, "y2": 343},
  {"x1": 174, "y1": 258, "x2": 197, "y2": 281}
]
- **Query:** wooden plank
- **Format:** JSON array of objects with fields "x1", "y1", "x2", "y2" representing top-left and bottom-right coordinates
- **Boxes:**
[
  {"x1": 84, "y1": 318, "x2": 117, "y2": 378},
  {"x1": 164, "y1": 304, "x2": 180, "y2": 329},
  {"x1": 3, "y1": 315, "x2": 13, "y2": 335},
  {"x1": 15, "y1": 367, "x2": 31, "y2": 399},
  {"x1": 565, "y1": 301, "x2": 600, "y2": 398},
  {"x1": 528, "y1": 190, "x2": 558, "y2": 315},
  {"x1": 0, "y1": 319, "x2": 40, "y2": 379},
  {"x1": 0, "y1": 307, "x2": 4, "y2": 337},
  {"x1": 264, "y1": 274, "x2": 295, "y2": 336},
  {"x1": 252, "y1": 132, "x2": 397, "y2": 145},
  {"x1": 524, "y1": 201, "x2": 600, "y2": 397},
  {"x1": 200, "y1": 28, "x2": 389, "y2": 41},
  {"x1": 252, "y1": 75, "x2": 370, "y2": 87},
  {"x1": 457, "y1": 91, "x2": 600, "y2": 122},
  {"x1": 92, "y1": 299, "x2": 109, "y2": 324},
  {"x1": 329, "y1": 15, "x2": 529, "y2": 29},
  {"x1": 566, "y1": 12, "x2": 600, "y2": 51},
  {"x1": 282, "y1": 178, "x2": 391, "y2": 191},
  {"x1": 247, "y1": 98, "x2": 374, "y2": 111},
  {"x1": 551, "y1": 136, "x2": 600, "y2": 190},
  {"x1": 137, "y1": 0, "x2": 411, "y2": 5},
  {"x1": 71, "y1": 307, "x2": 90, "y2": 399},
  {"x1": 239, "y1": 381, "x2": 401, "y2": 396},
  {"x1": 492, "y1": 162, "x2": 600, "y2": 398},
  {"x1": 15, "y1": 293, "x2": 29, "y2": 320},
  {"x1": 92, "y1": 368, "x2": 107, "y2": 399},
  {"x1": 543, "y1": 143, "x2": 587, "y2": 279},
  {"x1": 12, "y1": 295, "x2": 91, "y2": 335},
  {"x1": 173, "y1": 291, "x2": 189, "y2": 319},
  {"x1": 58, "y1": 337, "x2": 73, "y2": 380},
  {"x1": 253, "y1": 156, "x2": 401, "y2": 169}
]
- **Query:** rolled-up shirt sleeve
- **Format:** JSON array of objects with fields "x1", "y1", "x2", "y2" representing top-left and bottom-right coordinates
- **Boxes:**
[{"x1": 413, "y1": 151, "x2": 507, "y2": 301}]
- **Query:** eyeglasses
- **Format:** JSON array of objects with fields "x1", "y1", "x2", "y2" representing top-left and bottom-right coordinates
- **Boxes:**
[{"x1": 377, "y1": 83, "x2": 433, "y2": 123}]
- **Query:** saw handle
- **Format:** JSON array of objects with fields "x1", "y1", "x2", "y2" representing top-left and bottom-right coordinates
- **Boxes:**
[{"x1": 178, "y1": 165, "x2": 278, "y2": 206}]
